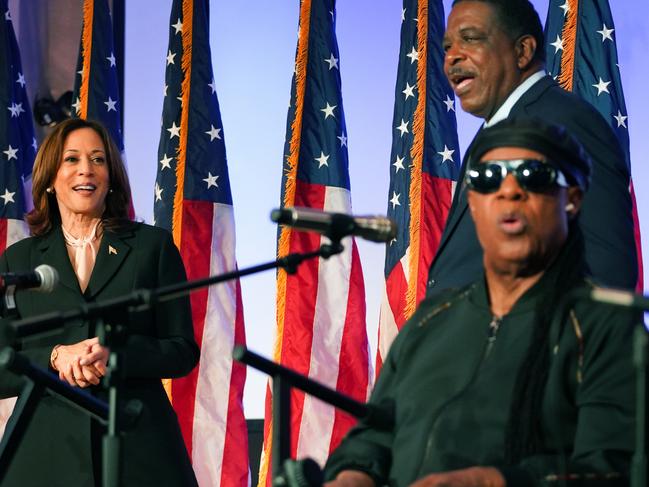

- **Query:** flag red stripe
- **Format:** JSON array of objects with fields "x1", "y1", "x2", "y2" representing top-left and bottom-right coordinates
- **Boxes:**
[
  {"x1": 375, "y1": 353, "x2": 384, "y2": 378},
  {"x1": 0, "y1": 219, "x2": 7, "y2": 254},
  {"x1": 172, "y1": 200, "x2": 214, "y2": 459},
  {"x1": 377, "y1": 261, "x2": 408, "y2": 376},
  {"x1": 418, "y1": 175, "x2": 453, "y2": 302},
  {"x1": 387, "y1": 263, "x2": 409, "y2": 330},
  {"x1": 280, "y1": 180, "x2": 326, "y2": 456},
  {"x1": 630, "y1": 181, "x2": 644, "y2": 291},
  {"x1": 220, "y1": 278, "x2": 249, "y2": 486},
  {"x1": 328, "y1": 241, "x2": 369, "y2": 451}
]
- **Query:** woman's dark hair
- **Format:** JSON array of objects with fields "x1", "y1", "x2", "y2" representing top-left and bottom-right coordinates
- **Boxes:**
[
  {"x1": 504, "y1": 222, "x2": 585, "y2": 463},
  {"x1": 27, "y1": 118, "x2": 132, "y2": 236},
  {"x1": 453, "y1": 0, "x2": 546, "y2": 64}
]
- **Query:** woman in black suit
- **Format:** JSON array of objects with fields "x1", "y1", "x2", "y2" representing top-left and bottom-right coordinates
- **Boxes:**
[{"x1": 0, "y1": 118, "x2": 199, "y2": 486}]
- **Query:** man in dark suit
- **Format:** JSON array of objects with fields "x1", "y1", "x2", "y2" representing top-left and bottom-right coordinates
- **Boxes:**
[{"x1": 427, "y1": 0, "x2": 636, "y2": 294}]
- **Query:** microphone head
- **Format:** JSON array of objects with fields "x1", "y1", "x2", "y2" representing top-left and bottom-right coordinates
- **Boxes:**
[
  {"x1": 270, "y1": 208, "x2": 290, "y2": 224},
  {"x1": 34, "y1": 264, "x2": 59, "y2": 292},
  {"x1": 271, "y1": 207, "x2": 332, "y2": 226},
  {"x1": 272, "y1": 207, "x2": 398, "y2": 243},
  {"x1": 354, "y1": 216, "x2": 398, "y2": 243}
]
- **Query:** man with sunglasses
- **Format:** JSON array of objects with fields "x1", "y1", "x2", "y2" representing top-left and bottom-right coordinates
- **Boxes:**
[
  {"x1": 427, "y1": 0, "x2": 636, "y2": 295},
  {"x1": 324, "y1": 119, "x2": 638, "y2": 487}
]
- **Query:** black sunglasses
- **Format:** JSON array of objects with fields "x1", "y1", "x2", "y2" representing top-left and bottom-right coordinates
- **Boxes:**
[{"x1": 465, "y1": 158, "x2": 569, "y2": 194}]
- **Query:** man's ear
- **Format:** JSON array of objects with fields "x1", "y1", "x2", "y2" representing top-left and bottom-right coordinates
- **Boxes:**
[
  {"x1": 516, "y1": 34, "x2": 537, "y2": 70},
  {"x1": 566, "y1": 187, "x2": 584, "y2": 220}
]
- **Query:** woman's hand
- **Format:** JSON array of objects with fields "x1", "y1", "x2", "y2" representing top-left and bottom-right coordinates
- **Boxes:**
[
  {"x1": 409, "y1": 467, "x2": 505, "y2": 487},
  {"x1": 79, "y1": 340, "x2": 110, "y2": 374},
  {"x1": 51, "y1": 337, "x2": 110, "y2": 388}
]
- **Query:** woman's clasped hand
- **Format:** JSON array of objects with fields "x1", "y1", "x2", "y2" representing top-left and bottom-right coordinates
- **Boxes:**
[{"x1": 50, "y1": 336, "x2": 110, "y2": 388}]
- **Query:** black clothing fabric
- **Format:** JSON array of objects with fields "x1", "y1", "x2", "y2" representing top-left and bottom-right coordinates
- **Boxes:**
[
  {"x1": 0, "y1": 223, "x2": 200, "y2": 487},
  {"x1": 465, "y1": 117, "x2": 592, "y2": 191},
  {"x1": 326, "y1": 231, "x2": 639, "y2": 487},
  {"x1": 427, "y1": 76, "x2": 637, "y2": 293}
]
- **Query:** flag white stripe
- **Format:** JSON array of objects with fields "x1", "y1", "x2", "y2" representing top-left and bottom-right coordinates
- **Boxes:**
[
  {"x1": 378, "y1": 280, "x2": 400, "y2": 363},
  {"x1": 191, "y1": 203, "x2": 238, "y2": 486},
  {"x1": 378, "y1": 250, "x2": 410, "y2": 362},
  {"x1": 295, "y1": 186, "x2": 353, "y2": 465},
  {"x1": 6, "y1": 219, "x2": 28, "y2": 248}
]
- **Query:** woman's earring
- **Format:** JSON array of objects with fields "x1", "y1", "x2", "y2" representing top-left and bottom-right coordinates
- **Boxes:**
[
  {"x1": 109, "y1": 188, "x2": 113, "y2": 194},
  {"x1": 565, "y1": 203, "x2": 575, "y2": 212},
  {"x1": 46, "y1": 187, "x2": 54, "y2": 194}
]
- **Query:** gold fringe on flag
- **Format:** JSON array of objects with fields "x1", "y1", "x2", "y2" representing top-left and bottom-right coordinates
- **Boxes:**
[
  {"x1": 172, "y1": 0, "x2": 194, "y2": 248},
  {"x1": 261, "y1": 2, "x2": 312, "y2": 484},
  {"x1": 404, "y1": 0, "x2": 428, "y2": 319},
  {"x1": 274, "y1": 0, "x2": 312, "y2": 362},
  {"x1": 163, "y1": 0, "x2": 194, "y2": 402},
  {"x1": 78, "y1": 0, "x2": 94, "y2": 119},
  {"x1": 257, "y1": 413, "x2": 273, "y2": 487},
  {"x1": 557, "y1": 0, "x2": 578, "y2": 91}
]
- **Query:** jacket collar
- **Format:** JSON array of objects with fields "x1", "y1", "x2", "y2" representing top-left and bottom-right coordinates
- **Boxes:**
[
  {"x1": 508, "y1": 74, "x2": 556, "y2": 117},
  {"x1": 37, "y1": 224, "x2": 133, "y2": 298},
  {"x1": 37, "y1": 226, "x2": 79, "y2": 293},
  {"x1": 85, "y1": 228, "x2": 132, "y2": 298},
  {"x1": 484, "y1": 70, "x2": 547, "y2": 128}
]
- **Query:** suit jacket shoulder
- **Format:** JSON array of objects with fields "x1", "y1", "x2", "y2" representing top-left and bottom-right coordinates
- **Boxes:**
[
  {"x1": 1, "y1": 233, "x2": 43, "y2": 266},
  {"x1": 512, "y1": 76, "x2": 627, "y2": 172}
]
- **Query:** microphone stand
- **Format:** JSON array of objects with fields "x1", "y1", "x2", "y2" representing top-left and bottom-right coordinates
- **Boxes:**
[
  {"x1": 98, "y1": 315, "x2": 131, "y2": 487},
  {"x1": 2, "y1": 240, "x2": 345, "y2": 487},
  {"x1": 632, "y1": 326, "x2": 647, "y2": 487},
  {"x1": 0, "y1": 347, "x2": 119, "y2": 481},
  {"x1": 233, "y1": 346, "x2": 393, "y2": 487},
  {"x1": 8, "y1": 241, "x2": 345, "y2": 340}
]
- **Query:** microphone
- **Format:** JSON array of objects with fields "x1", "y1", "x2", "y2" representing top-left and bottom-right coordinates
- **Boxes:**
[
  {"x1": 1, "y1": 265, "x2": 59, "y2": 293},
  {"x1": 271, "y1": 207, "x2": 397, "y2": 243}
]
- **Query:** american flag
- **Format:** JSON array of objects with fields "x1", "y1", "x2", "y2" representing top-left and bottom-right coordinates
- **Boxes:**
[
  {"x1": 257, "y1": 0, "x2": 370, "y2": 483},
  {"x1": 377, "y1": 0, "x2": 460, "y2": 371},
  {"x1": 0, "y1": 0, "x2": 36, "y2": 437},
  {"x1": 72, "y1": 0, "x2": 124, "y2": 153},
  {"x1": 0, "y1": 0, "x2": 34, "y2": 250},
  {"x1": 153, "y1": 1, "x2": 248, "y2": 485},
  {"x1": 544, "y1": 0, "x2": 643, "y2": 290},
  {"x1": 71, "y1": 0, "x2": 135, "y2": 219}
]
